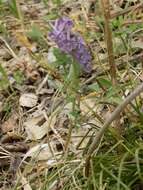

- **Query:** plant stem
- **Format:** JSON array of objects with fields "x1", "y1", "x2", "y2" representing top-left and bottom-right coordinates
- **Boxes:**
[
  {"x1": 101, "y1": 0, "x2": 117, "y2": 85},
  {"x1": 65, "y1": 62, "x2": 80, "y2": 152}
]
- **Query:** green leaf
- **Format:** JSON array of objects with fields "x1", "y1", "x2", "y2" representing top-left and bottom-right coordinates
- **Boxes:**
[
  {"x1": 53, "y1": 48, "x2": 72, "y2": 67},
  {"x1": 67, "y1": 61, "x2": 80, "y2": 89},
  {"x1": 8, "y1": 0, "x2": 19, "y2": 18},
  {"x1": 0, "y1": 64, "x2": 9, "y2": 90},
  {"x1": 88, "y1": 83, "x2": 100, "y2": 91},
  {"x1": 98, "y1": 77, "x2": 112, "y2": 88},
  {"x1": 52, "y1": 0, "x2": 61, "y2": 5},
  {"x1": 0, "y1": 22, "x2": 8, "y2": 36},
  {"x1": 44, "y1": 13, "x2": 59, "y2": 20},
  {"x1": 27, "y1": 24, "x2": 43, "y2": 41},
  {"x1": 13, "y1": 70, "x2": 24, "y2": 85}
]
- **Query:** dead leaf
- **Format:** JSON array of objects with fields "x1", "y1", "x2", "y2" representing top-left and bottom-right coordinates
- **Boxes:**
[
  {"x1": 1, "y1": 113, "x2": 18, "y2": 133},
  {"x1": 1, "y1": 142, "x2": 28, "y2": 153},
  {"x1": 24, "y1": 115, "x2": 47, "y2": 140},
  {"x1": 23, "y1": 144, "x2": 53, "y2": 161},
  {"x1": 20, "y1": 175, "x2": 32, "y2": 190},
  {"x1": 0, "y1": 132, "x2": 23, "y2": 143},
  {"x1": 24, "y1": 114, "x2": 57, "y2": 140},
  {"x1": 19, "y1": 93, "x2": 38, "y2": 108},
  {"x1": 80, "y1": 98, "x2": 98, "y2": 115},
  {"x1": 15, "y1": 32, "x2": 37, "y2": 52},
  {"x1": 25, "y1": 123, "x2": 47, "y2": 140},
  {"x1": 131, "y1": 39, "x2": 143, "y2": 49},
  {"x1": 47, "y1": 47, "x2": 57, "y2": 65}
]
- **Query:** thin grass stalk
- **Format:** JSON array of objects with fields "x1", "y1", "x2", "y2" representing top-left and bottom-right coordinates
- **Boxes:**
[{"x1": 15, "y1": 0, "x2": 24, "y2": 33}]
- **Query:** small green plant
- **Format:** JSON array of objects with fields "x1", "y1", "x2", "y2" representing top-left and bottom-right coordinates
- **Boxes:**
[
  {"x1": 0, "y1": 22, "x2": 8, "y2": 37},
  {"x1": 13, "y1": 70, "x2": 24, "y2": 85},
  {"x1": 27, "y1": 24, "x2": 44, "y2": 42},
  {"x1": 0, "y1": 64, "x2": 9, "y2": 90},
  {"x1": 52, "y1": 0, "x2": 62, "y2": 5},
  {"x1": 8, "y1": 0, "x2": 19, "y2": 18}
]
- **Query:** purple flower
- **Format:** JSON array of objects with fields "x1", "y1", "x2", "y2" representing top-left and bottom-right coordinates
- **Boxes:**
[{"x1": 49, "y1": 17, "x2": 92, "y2": 72}]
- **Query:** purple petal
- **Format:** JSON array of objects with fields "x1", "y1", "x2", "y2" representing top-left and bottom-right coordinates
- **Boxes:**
[{"x1": 48, "y1": 17, "x2": 92, "y2": 73}]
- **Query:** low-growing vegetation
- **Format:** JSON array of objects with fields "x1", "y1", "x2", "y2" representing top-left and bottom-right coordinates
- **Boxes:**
[{"x1": 0, "y1": 0, "x2": 143, "y2": 189}]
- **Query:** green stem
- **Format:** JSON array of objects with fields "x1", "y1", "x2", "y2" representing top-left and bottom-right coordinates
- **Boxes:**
[{"x1": 64, "y1": 61, "x2": 80, "y2": 153}]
